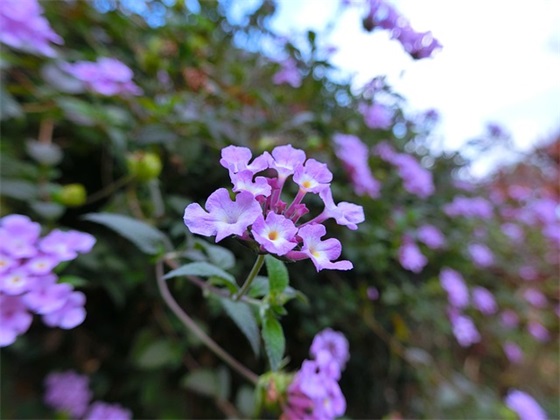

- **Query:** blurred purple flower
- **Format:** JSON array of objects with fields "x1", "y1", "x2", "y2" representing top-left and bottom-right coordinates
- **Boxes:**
[
  {"x1": 500, "y1": 310, "x2": 519, "y2": 329},
  {"x1": 471, "y1": 286, "x2": 497, "y2": 315},
  {"x1": 501, "y1": 222, "x2": 524, "y2": 243},
  {"x1": 444, "y1": 196, "x2": 493, "y2": 219},
  {"x1": 39, "y1": 230, "x2": 96, "y2": 261},
  {"x1": 62, "y1": 57, "x2": 142, "y2": 96},
  {"x1": 440, "y1": 268, "x2": 469, "y2": 309},
  {"x1": 359, "y1": 103, "x2": 393, "y2": 130},
  {"x1": 0, "y1": 0, "x2": 63, "y2": 56},
  {"x1": 416, "y1": 224, "x2": 446, "y2": 249},
  {"x1": 503, "y1": 341, "x2": 524, "y2": 364},
  {"x1": 363, "y1": 0, "x2": 404, "y2": 32},
  {"x1": 0, "y1": 214, "x2": 41, "y2": 259},
  {"x1": 333, "y1": 134, "x2": 380, "y2": 198},
  {"x1": 523, "y1": 288, "x2": 547, "y2": 308},
  {"x1": 44, "y1": 370, "x2": 92, "y2": 418},
  {"x1": 309, "y1": 328, "x2": 350, "y2": 378},
  {"x1": 518, "y1": 265, "x2": 538, "y2": 281},
  {"x1": 394, "y1": 26, "x2": 441, "y2": 59},
  {"x1": 527, "y1": 321, "x2": 549, "y2": 342},
  {"x1": 468, "y1": 243, "x2": 494, "y2": 268},
  {"x1": 366, "y1": 286, "x2": 379, "y2": 301},
  {"x1": 0, "y1": 294, "x2": 33, "y2": 347},
  {"x1": 84, "y1": 401, "x2": 132, "y2": 420},
  {"x1": 398, "y1": 238, "x2": 427, "y2": 273},
  {"x1": 504, "y1": 390, "x2": 547, "y2": 420},
  {"x1": 273, "y1": 58, "x2": 302, "y2": 88},
  {"x1": 42, "y1": 290, "x2": 86, "y2": 329},
  {"x1": 390, "y1": 153, "x2": 434, "y2": 198},
  {"x1": 450, "y1": 314, "x2": 480, "y2": 347}
]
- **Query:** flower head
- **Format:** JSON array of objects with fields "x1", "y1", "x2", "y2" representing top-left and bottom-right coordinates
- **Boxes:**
[
  {"x1": 416, "y1": 224, "x2": 445, "y2": 249},
  {"x1": 450, "y1": 314, "x2": 480, "y2": 347},
  {"x1": 399, "y1": 238, "x2": 427, "y2": 273},
  {"x1": 309, "y1": 328, "x2": 350, "y2": 378},
  {"x1": 468, "y1": 243, "x2": 494, "y2": 268},
  {"x1": 294, "y1": 224, "x2": 353, "y2": 272},
  {"x1": 504, "y1": 390, "x2": 547, "y2": 420},
  {"x1": 472, "y1": 286, "x2": 497, "y2": 315},
  {"x1": 440, "y1": 268, "x2": 469, "y2": 309},
  {"x1": 84, "y1": 401, "x2": 132, "y2": 420},
  {"x1": 252, "y1": 213, "x2": 298, "y2": 256},
  {"x1": 44, "y1": 371, "x2": 92, "y2": 418},
  {"x1": 0, "y1": 294, "x2": 33, "y2": 347}
]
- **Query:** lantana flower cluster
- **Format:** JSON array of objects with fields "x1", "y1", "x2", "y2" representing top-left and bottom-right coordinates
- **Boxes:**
[
  {"x1": 0, "y1": 215, "x2": 95, "y2": 347},
  {"x1": 62, "y1": 58, "x2": 142, "y2": 97},
  {"x1": 282, "y1": 329, "x2": 349, "y2": 420},
  {"x1": 0, "y1": 0, "x2": 63, "y2": 57},
  {"x1": 183, "y1": 145, "x2": 364, "y2": 272},
  {"x1": 44, "y1": 370, "x2": 132, "y2": 420}
]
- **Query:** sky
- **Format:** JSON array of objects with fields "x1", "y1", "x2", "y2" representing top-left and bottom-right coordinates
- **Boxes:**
[{"x1": 268, "y1": 0, "x2": 560, "y2": 174}]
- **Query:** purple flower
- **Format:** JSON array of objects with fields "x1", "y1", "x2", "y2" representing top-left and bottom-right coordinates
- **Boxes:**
[
  {"x1": 372, "y1": 141, "x2": 397, "y2": 161},
  {"x1": 440, "y1": 268, "x2": 469, "y2": 309},
  {"x1": 523, "y1": 288, "x2": 547, "y2": 308},
  {"x1": 0, "y1": 0, "x2": 63, "y2": 57},
  {"x1": 268, "y1": 145, "x2": 307, "y2": 181},
  {"x1": 230, "y1": 170, "x2": 272, "y2": 198},
  {"x1": 220, "y1": 145, "x2": 270, "y2": 176},
  {"x1": 0, "y1": 214, "x2": 41, "y2": 258},
  {"x1": 444, "y1": 196, "x2": 493, "y2": 219},
  {"x1": 390, "y1": 153, "x2": 434, "y2": 198},
  {"x1": 293, "y1": 159, "x2": 333, "y2": 194},
  {"x1": 39, "y1": 230, "x2": 96, "y2": 261},
  {"x1": 0, "y1": 268, "x2": 32, "y2": 295},
  {"x1": 44, "y1": 370, "x2": 92, "y2": 418},
  {"x1": 290, "y1": 224, "x2": 352, "y2": 272},
  {"x1": 504, "y1": 390, "x2": 547, "y2": 420},
  {"x1": 309, "y1": 328, "x2": 350, "y2": 377},
  {"x1": 471, "y1": 286, "x2": 497, "y2": 315},
  {"x1": 468, "y1": 243, "x2": 494, "y2": 268},
  {"x1": 84, "y1": 401, "x2": 132, "y2": 420},
  {"x1": 22, "y1": 276, "x2": 72, "y2": 315},
  {"x1": 0, "y1": 295, "x2": 33, "y2": 347},
  {"x1": 42, "y1": 290, "x2": 86, "y2": 329},
  {"x1": 359, "y1": 103, "x2": 393, "y2": 130},
  {"x1": 519, "y1": 265, "x2": 538, "y2": 281},
  {"x1": 501, "y1": 223, "x2": 524, "y2": 243},
  {"x1": 0, "y1": 253, "x2": 16, "y2": 274},
  {"x1": 363, "y1": 0, "x2": 404, "y2": 32},
  {"x1": 24, "y1": 254, "x2": 60, "y2": 275},
  {"x1": 394, "y1": 26, "x2": 441, "y2": 59},
  {"x1": 503, "y1": 341, "x2": 524, "y2": 364},
  {"x1": 416, "y1": 224, "x2": 445, "y2": 249},
  {"x1": 62, "y1": 57, "x2": 142, "y2": 96},
  {"x1": 527, "y1": 321, "x2": 549, "y2": 342},
  {"x1": 273, "y1": 58, "x2": 302, "y2": 88},
  {"x1": 313, "y1": 187, "x2": 365, "y2": 230},
  {"x1": 500, "y1": 310, "x2": 519, "y2": 329},
  {"x1": 183, "y1": 188, "x2": 262, "y2": 242},
  {"x1": 252, "y1": 213, "x2": 298, "y2": 256},
  {"x1": 450, "y1": 314, "x2": 480, "y2": 347},
  {"x1": 398, "y1": 238, "x2": 427, "y2": 273},
  {"x1": 366, "y1": 286, "x2": 379, "y2": 301},
  {"x1": 333, "y1": 134, "x2": 380, "y2": 198}
]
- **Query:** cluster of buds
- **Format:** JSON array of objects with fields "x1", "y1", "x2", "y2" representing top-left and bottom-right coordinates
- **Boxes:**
[
  {"x1": 0, "y1": 215, "x2": 95, "y2": 347},
  {"x1": 183, "y1": 145, "x2": 364, "y2": 271}
]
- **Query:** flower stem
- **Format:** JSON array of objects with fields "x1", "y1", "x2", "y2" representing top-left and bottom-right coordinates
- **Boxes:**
[
  {"x1": 155, "y1": 261, "x2": 259, "y2": 385},
  {"x1": 235, "y1": 254, "x2": 265, "y2": 301}
]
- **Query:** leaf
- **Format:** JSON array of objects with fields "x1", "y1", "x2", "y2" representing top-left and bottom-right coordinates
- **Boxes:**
[
  {"x1": 195, "y1": 240, "x2": 236, "y2": 270},
  {"x1": 136, "y1": 340, "x2": 181, "y2": 370},
  {"x1": 262, "y1": 316, "x2": 285, "y2": 371},
  {"x1": 0, "y1": 179, "x2": 38, "y2": 200},
  {"x1": 219, "y1": 298, "x2": 260, "y2": 356},
  {"x1": 235, "y1": 385, "x2": 256, "y2": 418},
  {"x1": 58, "y1": 275, "x2": 89, "y2": 288},
  {"x1": 181, "y1": 369, "x2": 219, "y2": 398},
  {"x1": 82, "y1": 212, "x2": 168, "y2": 255},
  {"x1": 265, "y1": 255, "x2": 289, "y2": 295},
  {"x1": 163, "y1": 262, "x2": 236, "y2": 289}
]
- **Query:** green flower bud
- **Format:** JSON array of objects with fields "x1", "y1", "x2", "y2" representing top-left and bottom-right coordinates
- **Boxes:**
[
  {"x1": 53, "y1": 183, "x2": 87, "y2": 207},
  {"x1": 126, "y1": 151, "x2": 162, "y2": 182}
]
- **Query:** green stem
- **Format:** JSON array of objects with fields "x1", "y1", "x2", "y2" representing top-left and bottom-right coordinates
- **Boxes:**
[
  {"x1": 155, "y1": 261, "x2": 259, "y2": 385},
  {"x1": 235, "y1": 254, "x2": 265, "y2": 301}
]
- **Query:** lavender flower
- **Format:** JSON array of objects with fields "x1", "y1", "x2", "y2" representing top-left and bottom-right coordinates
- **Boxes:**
[
  {"x1": 84, "y1": 401, "x2": 132, "y2": 420},
  {"x1": 500, "y1": 310, "x2": 519, "y2": 329},
  {"x1": 527, "y1": 321, "x2": 549, "y2": 342},
  {"x1": 359, "y1": 103, "x2": 393, "y2": 130},
  {"x1": 184, "y1": 145, "x2": 363, "y2": 272},
  {"x1": 468, "y1": 243, "x2": 494, "y2": 268},
  {"x1": 394, "y1": 26, "x2": 441, "y2": 59},
  {"x1": 62, "y1": 58, "x2": 142, "y2": 96},
  {"x1": 0, "y1": 294, "x2": 33, "y2": 347},
  {"x1": 471, "y1": 286, "x2": 497, "y2": 315},
  {"x1": 309, "y1": 328, "x2": 350, "y2": 377},
  {"x1": 389, "y1": 153, "x2": 434, "y2": 198},
  {"x1": 273, "y1": 58, "x2": 302, "y2": 88},
  {"x1": 398, "y1": 238, "x2": 427, "y2": 273},
  {"x1": 44, "y1": 371, "x2": 92, "y2": 418},
  {"x1": 519, "y1": 265, "x2": 538, "y2": 281},
  {"x1": 523, "y1": 288, "x2": 547, "y2": 308},
  {"x1": 450, "y1": 314, "x2": 480, "y2": 347},
  {"x1": 0, "y1": 0, "x2": 63, "y2": 57},
  {"x1": 366, "y1": 287, "x2": 379, "y2": 301},
  {"x1": 333, "y1": 134, "x2": 380, "y2": 198},
  {"x1": 416, "y1": 224, "x2": 445, "y2": 249},
  {"x1": 503, "y1": 341, "x2": 524, "y2": 364},
  {"x1": 444, "y1": 196, "x2": 493, "y2": 219},
  {"x1": 504, "y1": 390, "x2": 547, "y2": 420},
  {"x1": 440, "y1": 268, "x2": 469, "y2": 309}
]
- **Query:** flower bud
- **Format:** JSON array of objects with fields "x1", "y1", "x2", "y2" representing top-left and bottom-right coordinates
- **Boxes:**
[
  {"x1": 53, "y1": 183, "x2": 87, "y2": 207},
  {"x1": 126, "y1": 151, "x2": 162, "y2": 182}
]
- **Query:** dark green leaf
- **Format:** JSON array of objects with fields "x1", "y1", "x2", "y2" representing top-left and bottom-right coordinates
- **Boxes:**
[
  {"x1": 82, "y1": 212, "x2": 168, "y2": 255},
  {"x1": 195, "y1": 240, "x2": 236, "y2": 270},
  {"x1": 265, "y1": 255, "x2": 289, "y2": 295},
  {"x1": 0, "y1": 179, "x2": 38, "y2": 200},
  {"x1": 181, "y1": 369, "x2": 219, "y2": 398},
  {"x1": 262, "y1": 316, "x2": 285, "y2": 371},
  {"x1": 163, "y1": 261, "x2": 236, "y2": 288},
  {"x1": 219, "y1": 298, "x2": 260, "y2": 356},
  {"x1": 136, "y1": 340, "x2": 181, "y2": 370}
]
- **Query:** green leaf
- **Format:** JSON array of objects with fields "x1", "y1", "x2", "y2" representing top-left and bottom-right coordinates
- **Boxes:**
[
  {"x1": 164, "y1": 262, "x2": 236, "y2": 289},
  {"x1": 0, "y1": 179, "x2": 38, "y2": 200},
  {"x1": 235, "y1": 386, "x2": 256, "y2": 418},
  {"x1": 265, "y1": 255, "x2": 289, "y2": 295},
  {"x1": 262, "y1": 316, "x2": 285, "y2": 371},
  {"x1": 58, "y1": 275, "x2": 89, "y2": 288},
  {"x1": 219, "y1": 298, "x2": 260, "y2": 356},
  {"x1": 82, "y1": 212, "x2": 168, "y2": 255},
  {"x1": 195, "y1": 240, "x2": 236, "y2": 270},
  {"x1": 181, "y1": 369, "x2": 219, "y2": 398},
  {"x1": 136, "y1": 340, "x2": 181, "y2": 370}
]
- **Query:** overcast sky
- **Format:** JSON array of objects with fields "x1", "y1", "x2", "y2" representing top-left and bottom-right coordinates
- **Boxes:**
[{"x1": 269, "y1": 0, "x2": 560, "y2": 173}]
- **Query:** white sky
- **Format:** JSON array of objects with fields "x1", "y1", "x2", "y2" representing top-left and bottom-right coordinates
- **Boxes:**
[{"x1": 269, "y1": 0, "x2": 560, "y2": 173}]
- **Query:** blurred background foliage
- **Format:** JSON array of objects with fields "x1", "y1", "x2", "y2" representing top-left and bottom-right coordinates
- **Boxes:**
[{"x1": 1, "y1": 0, "x2": 558, "y2": 419}]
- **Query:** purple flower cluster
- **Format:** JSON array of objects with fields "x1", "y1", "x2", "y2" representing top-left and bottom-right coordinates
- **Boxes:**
[
  {"x1": 362, "y1": 0, "x2": 441, "y2": 59},
  {"x1": 62, "y1": 58, "x2": 142, "y2": 96},
  {"x1": 332, "y1": 134, "x2": 380, "y2": 198},
  {"x1": 282, "y1": 329, "x2": 348, "y2": 420},
  {"x1": 183, "y1": 145, "x2": 364, "y2": 272},
  {"x1": 374, "y1": 142, "x2": 434, "y2": 198},
  {"x1": 0, "y1": 0, "x2": 63, "y2": 57},
  {"x1": 273, "y1": 58, "x2": 303, "y2": 88},
  {"x1": 0, "y1": 215, "x2": 95, "y2": 347},
  {"x1": 416, "y1": 224, "x2": 446, "y2": 249},
  {"x1": 359, "y1": 103, "x2": 393, "y2": 130},
  {"x1": 443, "y1": 196, "x2": 493, "y2": 219},
  {"x1": 468, "y1": 243, "x2": 494, "y2": 268},
  {"x1": 504, "y1": 389, "x2": 547, "y2": 420},
  {"x1": 44, "y1": 370, "x2": 132, "y2": 420},
  {"x1": 398, "y1": 237, "x2": 427, "y2": 273}
]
